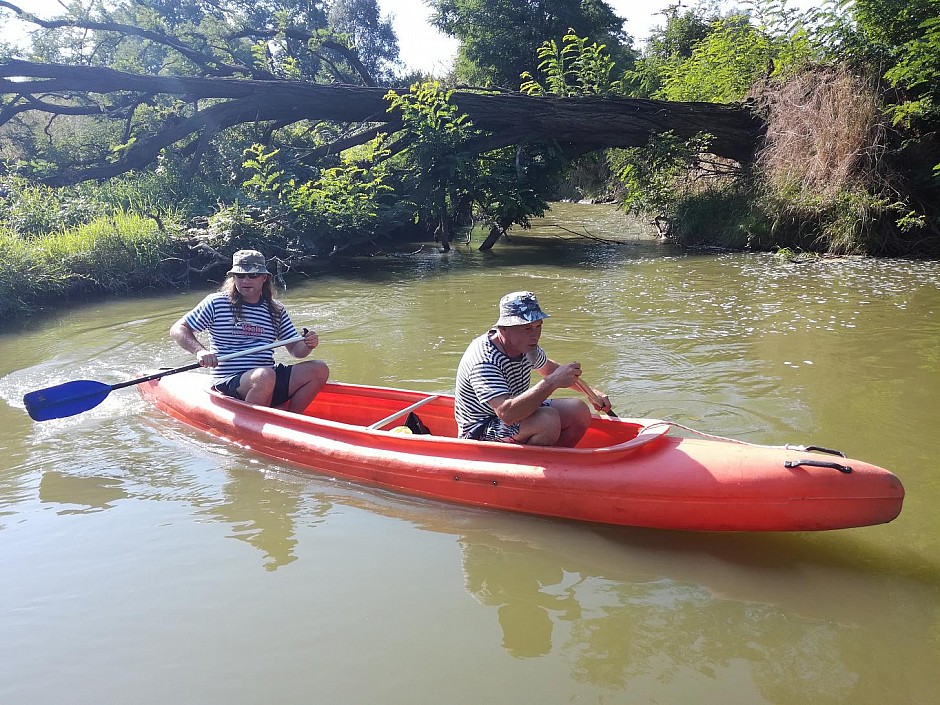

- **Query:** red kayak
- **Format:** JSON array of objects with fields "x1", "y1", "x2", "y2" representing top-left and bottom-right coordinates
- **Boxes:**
[{"x1": 138, "y1": 372, "x2": 904, "y2": 532}]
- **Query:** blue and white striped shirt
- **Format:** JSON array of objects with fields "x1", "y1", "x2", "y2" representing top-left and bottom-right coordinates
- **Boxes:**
[
  {"x1": 454, "y1": 331, "x2": 547, "y2": 438},
  {"x1": 183, "y1": 293, "x2": 299, "y2": 378}
]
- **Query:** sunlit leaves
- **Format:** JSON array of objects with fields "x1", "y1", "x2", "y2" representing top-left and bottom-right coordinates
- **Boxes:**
[{"x1": 521, "y1": 29, "x2": 623, "y2": 97}]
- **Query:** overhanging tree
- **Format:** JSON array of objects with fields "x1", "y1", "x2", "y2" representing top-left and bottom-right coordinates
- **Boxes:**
[{"x1": 0, "y1": 0, "x2": 763, "y2": 257}]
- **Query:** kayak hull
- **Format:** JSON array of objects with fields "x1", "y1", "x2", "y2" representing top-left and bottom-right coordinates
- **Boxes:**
[{"x1": 138, "y1": 373, "x2": 904, "y2": 532}]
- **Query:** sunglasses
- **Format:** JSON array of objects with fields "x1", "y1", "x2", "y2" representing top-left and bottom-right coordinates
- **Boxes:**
[{"x1": 233, "y1": 273, "x2": 265, "y2": 279}]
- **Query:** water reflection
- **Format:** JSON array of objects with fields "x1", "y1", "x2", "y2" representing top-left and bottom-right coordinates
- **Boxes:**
[
  {"x1": 195, "y1": 465, "x2": 332, "y2": 571},
  {"x1": 38, "y1": 471, "x2": 126, "y2": 513},
  {"x1": 134, "y1": 421, "x2": 337, "y2": 571},
  {"x1": 460, "y1": 532, "x2": 582, "y2": 658},
  {"x1": 345, "y1": 496, "x2": 939, "y2": 701},
  {"x1": 13, "y1": 409, "x2": 335, "y2": 571}
]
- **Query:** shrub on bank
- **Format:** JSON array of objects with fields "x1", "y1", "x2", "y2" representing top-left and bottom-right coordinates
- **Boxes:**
[
  {"x1": 668, "y1": 181, "x2": 907, "y2": 255},
  {"x1": 640, "y1": 68, "x2": 939, "y2": 257}
]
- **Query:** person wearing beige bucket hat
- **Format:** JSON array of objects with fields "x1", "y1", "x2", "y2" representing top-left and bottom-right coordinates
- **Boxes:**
[
  {"x1": 454, "y1": 291, "x2": 610, "y2": 446},
  {"x1": 170, "y1": 249, "x2": 329, "y2": 411}
]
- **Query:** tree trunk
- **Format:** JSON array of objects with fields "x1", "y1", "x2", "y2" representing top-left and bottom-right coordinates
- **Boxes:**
[{"x1": 0, "y1": 60, "x2": 765, "y2": 185}]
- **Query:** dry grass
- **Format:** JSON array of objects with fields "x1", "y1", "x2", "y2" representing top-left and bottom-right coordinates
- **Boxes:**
[{"x1": 753, "y1": 68, "x2": 887, "y2": 199}]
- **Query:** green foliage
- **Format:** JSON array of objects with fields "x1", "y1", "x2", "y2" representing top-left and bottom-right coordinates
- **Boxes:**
[
  {"x1": 473, "y1": 144, "x2": 566, "y2": 230},
  {"x1": 386, "y1": 81, "x2": 473, "y2": 137},
  {"x1": 662, "y1": 174, "x2": 934, "y2": 256},
  {"x1": 430, "y1": 0, "x2": 636, "y2": 87},
  {"x1": 285, "y1": 152, "x2": 394, "y2": 246},
  {"x1": 0, "y1": 210, "x2": 179, "y2": 319},
  {"x1": 385, "y1": 81, "x2": 480, "y2": 234},
  {"x1": 655, "y1": 15, "x2": 773, "y2": 102},
  {"x1": 521, "y1": 29, "x2": 624, "y2": 96},
  {"x1": 626, "y1": 6, "x2": 716, "y2": 98},
  {"x1": 668, "y1": 181, "x2": 759, "y2": 249},
  {"x1": 242, "y1": 145, "x2": 286, "y2": 198},
  {"x1": 0, "y1": 174, "x2": 103, "y2": 238},
  {"x1": 383, "y1": 81, "x2": 568, "y2": 239},
  {"x1": 631, "y1": 3, "x2": 821, "y2": 101},
  {"x1": 882, "y1": 15, "x2": 940, "y2": 127},
  {"x1": 607, "y1": 132, "x2": 715, "y2": 217},
  {"x1": 199, "y1": 201, "x2": 285, "y2": 250},
  {"x1": 327, "y1": 0, "x2": 400, "y2": 82},
  {"x1": 240, "y1": 139, "x2": 396, "y2": 253}
]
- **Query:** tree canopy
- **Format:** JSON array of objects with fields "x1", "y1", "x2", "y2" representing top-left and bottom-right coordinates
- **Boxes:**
[
  {"x1": 0, "y1": 0, "x2": 937, "y2": 262},
  {"x1": 429, "y1": 0, "x2": 638, "y2": 87},
  {"x1": 0, "y1": 0, "x2": 763, "y2": 187}
]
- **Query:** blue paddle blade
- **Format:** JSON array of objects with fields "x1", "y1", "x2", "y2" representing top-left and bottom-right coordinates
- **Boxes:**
[{"x1": 23, "y1": 380, "x2": 113, "y2": 421}]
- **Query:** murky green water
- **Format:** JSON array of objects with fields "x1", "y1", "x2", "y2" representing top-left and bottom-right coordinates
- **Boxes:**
[{"x1": 1, "y1": 204, "x2": 937, "y2": 704}]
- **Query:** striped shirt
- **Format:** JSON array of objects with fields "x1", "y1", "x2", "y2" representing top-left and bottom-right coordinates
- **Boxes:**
[
  {"x1": 455, "y1": 331, "x2": 547, "y2": 438},
  {"x1": 182, "y1": 293, "x2": 299, "y2": 378}
]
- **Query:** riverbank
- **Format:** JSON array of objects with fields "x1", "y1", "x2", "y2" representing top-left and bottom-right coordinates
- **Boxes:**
[{"x1": 2, "y1": 194, "x2": 936, "y2": 324}]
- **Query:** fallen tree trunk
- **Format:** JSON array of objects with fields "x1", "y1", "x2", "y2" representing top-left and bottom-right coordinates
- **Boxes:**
[{"x1": 0, "y1": 60, "x2": 764, "y2": 185}]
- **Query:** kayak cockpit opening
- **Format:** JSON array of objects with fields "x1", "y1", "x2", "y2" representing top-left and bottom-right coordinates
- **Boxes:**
[{"x1": 297, "y1": 382, "x2": 667, "y2": 451}]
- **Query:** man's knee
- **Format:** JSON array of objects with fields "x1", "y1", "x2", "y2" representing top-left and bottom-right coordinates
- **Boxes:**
[
  {"x1": 517, "y1": 406, "x2": 562, "y2": 445},
  {"x1": 556, "y1": 398, "x2": 590, "y2": 426},
  {"x1": 239, "y1": 367, "x2": 276, "y2": 399},
  {"x1": 297, "y1": 360, "x2": 330, "y2": 385}
]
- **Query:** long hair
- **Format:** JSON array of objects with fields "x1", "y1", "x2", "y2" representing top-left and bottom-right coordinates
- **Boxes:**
[{"x1": 221, "y1": 275, "x2": 285, "y2": 337}]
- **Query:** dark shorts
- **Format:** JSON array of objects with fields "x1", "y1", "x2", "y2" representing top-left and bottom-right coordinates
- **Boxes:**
[
  {"x1": 212, "y1": 363, "x2": 293, "y2": 407},
  {"x1": 462, "y1": 400, "x2": 552, "y2": 442},
  {"x1": 462, "y1": 417, "x2": 520, "y2": 442}
]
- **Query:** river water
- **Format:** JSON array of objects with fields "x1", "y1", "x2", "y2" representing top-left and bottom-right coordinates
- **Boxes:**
[{"x1": 1, "y1": 204, "x2": 937, "y2": 705}]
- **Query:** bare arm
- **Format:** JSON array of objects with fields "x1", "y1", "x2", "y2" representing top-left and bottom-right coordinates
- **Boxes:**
[
  {"x1": 489, "y1": 359, "x2": 583, "y2": 424},
  {"x1": 170, "y1": 318, "x2": 216, "y2": 367},
  {"x1": 537, "y1": 359, "x2": 611, "y2": 411},
  {"x1": 286, "y1": 328, "x2": 319, "y2": 357}
]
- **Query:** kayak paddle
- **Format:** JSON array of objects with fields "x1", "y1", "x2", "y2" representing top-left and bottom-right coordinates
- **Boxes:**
[
  {"x1": 575, "y1": 379, "x2": 619, "y2": 418},
  {"x1": 23, "y1": 334, "x2": 305, "y2": 422}
]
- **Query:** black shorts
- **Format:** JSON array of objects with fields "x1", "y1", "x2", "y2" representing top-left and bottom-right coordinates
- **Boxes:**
[{"x1": 212, "y1": 363, "x2": 293, "y2": 407}]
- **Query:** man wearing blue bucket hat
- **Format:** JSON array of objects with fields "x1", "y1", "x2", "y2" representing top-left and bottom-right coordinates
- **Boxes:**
[{"x1": 455, "y1": 291, "x2": 611, "y2": 446}]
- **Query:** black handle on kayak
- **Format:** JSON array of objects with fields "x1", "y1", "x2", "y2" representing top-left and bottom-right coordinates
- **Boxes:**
[
  {"x1": 803, "y1": 445, "x2": 846, "y2": 458},
  {"x1": 785, "y1": 459, "x2": 853, "y2": 474}
]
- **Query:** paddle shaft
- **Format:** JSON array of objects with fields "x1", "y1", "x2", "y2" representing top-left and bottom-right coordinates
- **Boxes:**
[
  {"x1": 24, "y1": 333, "x2": 307, "y2": 421},
  {"x1": 574, "y1": 379, "x2": 618, "y2": 418},
  {"x1": 111, "y1": 334, "x2": 306, "y2": 391},
  {"x1": 368, "y1": 395, "x2": 440, "y2": 430}
]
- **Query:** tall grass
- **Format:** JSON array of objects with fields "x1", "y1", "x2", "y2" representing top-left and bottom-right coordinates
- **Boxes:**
[
  {"x1": 750, "y1": 68, "x2": 916, "y2": 255},
  {"x1": 0, "y1": 211, "x2": 180, "y2": 320}
]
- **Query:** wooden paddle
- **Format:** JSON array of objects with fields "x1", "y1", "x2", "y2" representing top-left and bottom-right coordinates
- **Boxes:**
[
  {"x1": 574, "y1": 379, "x2": 618, "y2": 418},
  {"x1": 23, "y1": 334, "x2": 306, "y2": 422}
]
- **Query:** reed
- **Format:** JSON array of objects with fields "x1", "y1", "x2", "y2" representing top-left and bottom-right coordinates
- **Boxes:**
[{"x1": 669, "y1": 67, "x2": 931, "y2": 256}]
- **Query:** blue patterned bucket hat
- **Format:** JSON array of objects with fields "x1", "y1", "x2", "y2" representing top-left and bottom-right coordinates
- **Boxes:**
[{"x1": 495, "y1": 291, "x2": 550, "y2": 327}]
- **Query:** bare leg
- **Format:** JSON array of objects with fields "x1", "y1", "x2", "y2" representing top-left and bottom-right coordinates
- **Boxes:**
[
  {"x1": 237, "y1": 367, "x2": 277, "y2": 406},
  {"x1": 513, "y1": 406, "x2": 562, "y2": 446},
  {"x1": 286, "y1": 360, "x2": 330, "y2": 413},
  {"x1": 551, "y1": 398, "x2": 592, "y2": 448}
]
